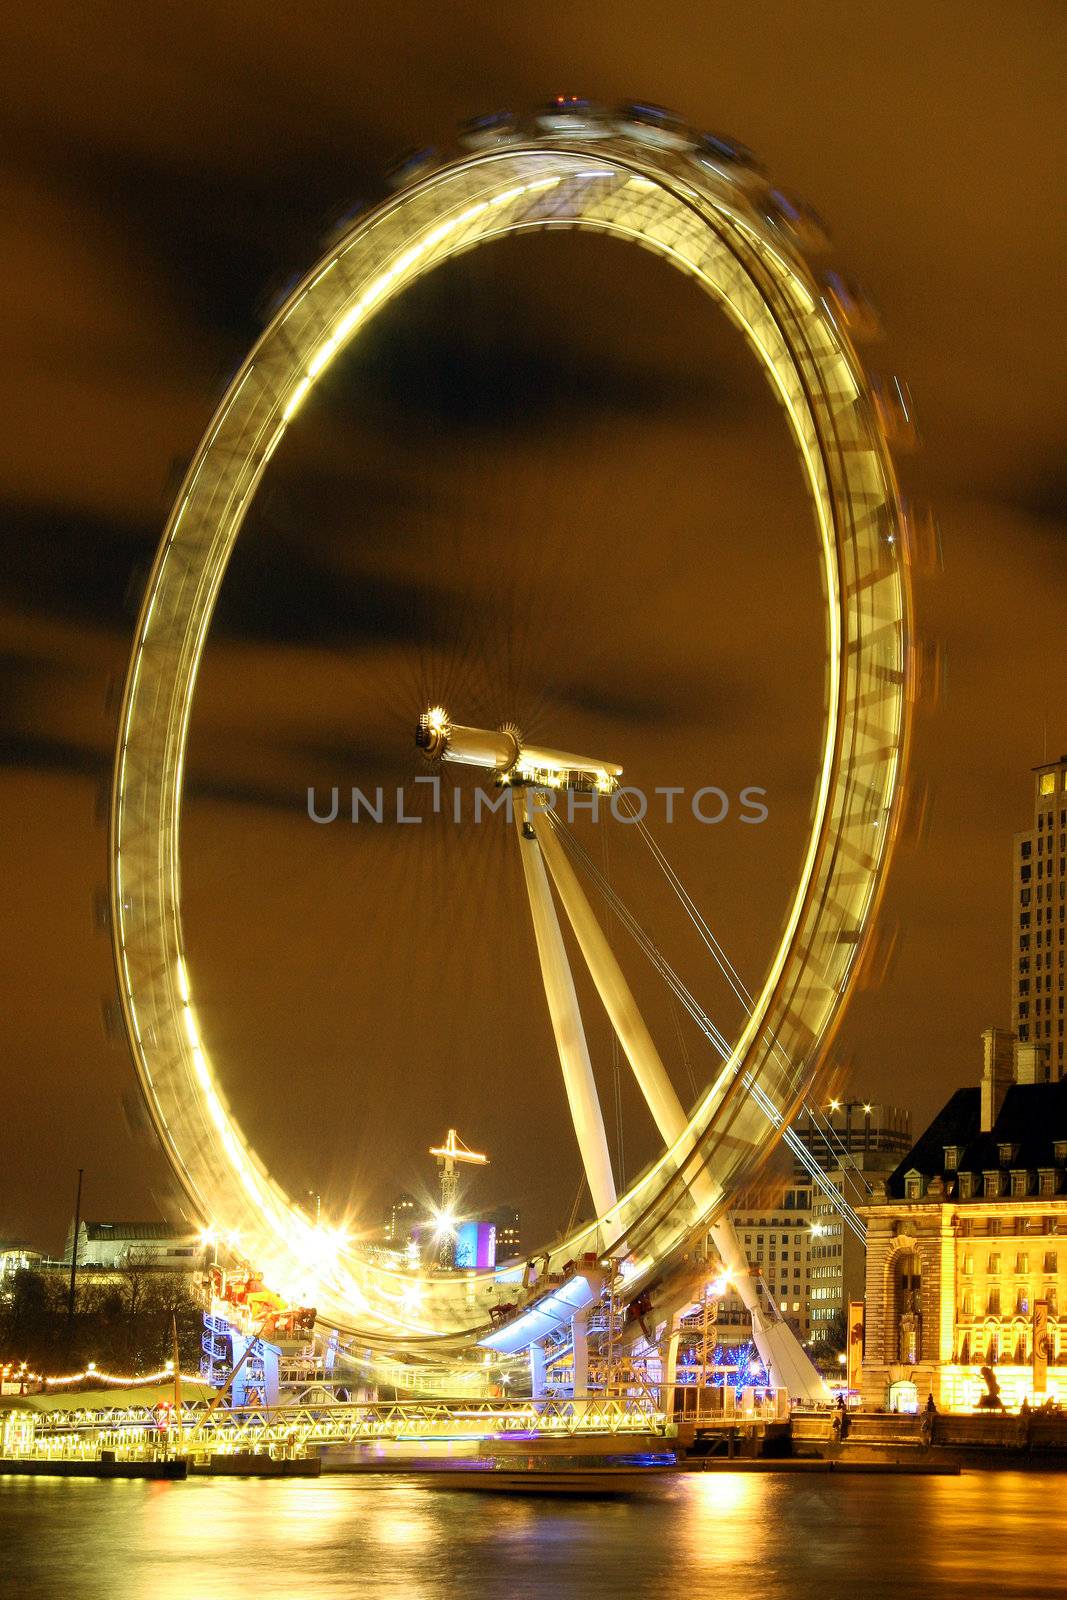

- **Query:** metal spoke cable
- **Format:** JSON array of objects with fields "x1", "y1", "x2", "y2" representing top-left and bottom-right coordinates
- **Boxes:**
[
  {"x1": 546, "y1": 813, "x2": 867, "y2": 1242},
  {"x1": 620, "y1": 798, "x2": 874, "y2": 1197}
]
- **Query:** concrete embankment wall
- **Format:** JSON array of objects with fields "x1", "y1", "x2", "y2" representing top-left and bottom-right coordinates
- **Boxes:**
[{"x1": 792, "y1": 1410, "x2": 1067, "y2": 1467}]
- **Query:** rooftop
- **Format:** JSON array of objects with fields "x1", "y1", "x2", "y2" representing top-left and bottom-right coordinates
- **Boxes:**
[
  {"x1": 886, "y1": 1080, "x2": 1067, "y2": 1200},
  {"x1": 78, "y1": 1221, "x2": 193, "y2": 1242}
]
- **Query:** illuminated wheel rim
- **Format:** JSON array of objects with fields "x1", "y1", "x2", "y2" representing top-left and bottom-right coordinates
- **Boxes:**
[{"x1": 110, "y1": 129, "x2": 913, "y2": 1349}]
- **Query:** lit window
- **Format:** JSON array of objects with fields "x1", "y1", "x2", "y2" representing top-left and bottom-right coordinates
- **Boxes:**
[{"x1": 1041, "y1": 773, "x2": 1056, "y2": 796}]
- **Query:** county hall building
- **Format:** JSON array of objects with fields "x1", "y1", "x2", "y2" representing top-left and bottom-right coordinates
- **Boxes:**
[{"x1": 859, "y1": 1028, "x2": 1067, "y2": 1412}]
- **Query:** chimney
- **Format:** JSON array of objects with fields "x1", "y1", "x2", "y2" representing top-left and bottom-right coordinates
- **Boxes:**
[
  {"x1": 981, "y1": 1027, "x2": 1015, "y2": 1132},
  {"x1": 1015, "y1": 1040, "x2": 1051, "y2": 1086}
]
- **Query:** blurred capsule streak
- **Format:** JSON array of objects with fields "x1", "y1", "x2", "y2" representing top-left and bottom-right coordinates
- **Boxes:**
[
  {"x1": 816, "y1": 1059, "x2": 852, "y2": 1106},
  {"x1": 384, "y1": 145, "x2": 442, "y2": 191},
  {"x1": 91, "y1": 887, "x2": 111, "y2": 933},
  {"x1": 257, "y1": 267, "x2": 305, "y2": 326},
  {"x1": 901, "y1": 500, "x2": 944, "y2": 574},
  {"x1": 872, "y1": 374, "x2": 920, "y2": 450},
  {"x1": 853, "y1": 918, "x2": 901, "y2": 993},
  {"x1": 103, "y1": 674, "x2": 123, "y2": 718},
  {"x1": 121, "y1": 1087, "x2": 155, "y2": 1143},
  {"x1": 100, "y1": 995, "x2": 123, "y2": 1040},
  {"x1": 320, "y1": 198, "x2": 369, "y2": 248},
  {"x1": 160, "y1": 451, "x2": 194, "y2": 506},
  {"x1": 615, "y1": 102, "x2": 695, "y2": 151},
  {"x1": 123, "y1": 560, "x2": 148, "y2": 618},
  {"x1": 93, "y1": 777, "x2": 110, "y2": 828},
  {"x1": 533, "y1": 96, "x2": 611, "y2": 136},
  {"x1": 691, "y1": 130, "x2": 764, "y2": 183},
  {"x1": 907, "y1": 635, "x2": 947, "y2": 707},
  {"x1": 763, "y1": 188, "x2": 832, "y2": 254},
  {"x1": 898, "y1": 776, "x2": 934, "y2": 849},
  {"x1": 821, "y1": 271, "x2": 884, "y2": 341},
  {"x1": 457, "y1": 110, "x2": 522, "y2": 150}
]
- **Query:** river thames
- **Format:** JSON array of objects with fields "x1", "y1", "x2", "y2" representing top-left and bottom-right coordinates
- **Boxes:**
[{"x1": 1, "y1": 1470, "x2": 1064, "y2": 1599}]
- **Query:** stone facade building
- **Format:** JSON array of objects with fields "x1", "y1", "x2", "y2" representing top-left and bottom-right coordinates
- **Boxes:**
[
  {"x1": 860, "y1": 1030, "x2": 1067, "y2": 1411},
  {"x1": 724, "y1": 1100, "x2": 910, "y2": 1348}
]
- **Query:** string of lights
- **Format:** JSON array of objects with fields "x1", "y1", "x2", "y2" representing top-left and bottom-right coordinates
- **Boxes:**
[{"x1": 1, "y1": 1361, "x2": 203, "y2": 1388}]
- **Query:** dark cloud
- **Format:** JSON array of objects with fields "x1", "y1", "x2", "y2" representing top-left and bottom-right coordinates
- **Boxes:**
[
  {"x1": 1, "y1": 1, "x2": 1066, "y2": 1252},
  {"x1": 1006, "y1": 463, "x2": 1067, "y2": 530},
  {"x1": 0, "y1": 495, "x2": 448, "y2": 649},
  {"x1": 9, "y1": 123, "x2": 389, "y2": 348},
  {"x1": 0, "y1": 730, "x2": 107, "y2": 778},
  {"x1": 318, "y1": 248, "x2": 729, "y2": 437},
  {"x1": 0, "y1": 503, "x2": 153, "y2": 630}
]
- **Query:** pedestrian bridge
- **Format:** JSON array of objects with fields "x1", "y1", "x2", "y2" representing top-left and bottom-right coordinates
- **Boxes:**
[{"x1": 17, "y1": 1395, "x2": 671, "y2": 1461}]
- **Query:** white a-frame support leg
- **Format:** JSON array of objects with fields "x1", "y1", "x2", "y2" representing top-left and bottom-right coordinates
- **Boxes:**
[
  {"x1": 531, "y1": 806, "x2": 829, "y2": 1404},
  {"x1": 514, "y1": 797, "x2": 618, "y2": 1223}
]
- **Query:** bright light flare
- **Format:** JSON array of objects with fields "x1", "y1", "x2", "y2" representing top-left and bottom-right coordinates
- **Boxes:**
[{"x1": 431, "y1": 1208, "x2": 457, "y2": 1242}]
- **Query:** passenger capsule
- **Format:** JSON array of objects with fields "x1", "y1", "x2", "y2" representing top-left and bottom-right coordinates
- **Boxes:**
[
  {"x1": 615, "y1": 102, "x2": 696, "y2": 151},
  {"x1": 533, "y1": 96, "x2": 611, "y2": 137},
  {"x1": 457, "y1": 110, "x2": 522, "y2": 150},
  {"x1": 763, "y1": 188, "x2": 832, "y2": 253},
  {"x1": 384, "y1": 146, "x2": 441, "y2": 191},
  {"x1": 690, "y1": 130, "x2": 764, "y2": 185},
  {"x1": 320, "y1": 200, "x2": 369, "y2": 249},
  {"x1": 821, "y1": 271, "x2": 884, "y2": 341},
  {"x1": 872, "y1": 374, "x2": 920, "y2": 451}
]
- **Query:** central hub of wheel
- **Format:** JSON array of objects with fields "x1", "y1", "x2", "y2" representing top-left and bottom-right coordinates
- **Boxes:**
[{"x1": 415, "y1": 705, "x2": 622, "y2": 792}]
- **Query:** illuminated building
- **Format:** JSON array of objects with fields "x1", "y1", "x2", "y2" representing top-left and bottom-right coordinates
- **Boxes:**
[
  {"x1": 1012, "y1": 755, "x2": 1067, "y2": 1076},
  {"x1": 799, "y1": 1101, "x2": 911, "y2": 1342},
  {"x1": 64, "y1": 1220, "x2": 204, "y2": 1271},
  {"x1": 487, "y1": 1205, "x2": 521, "y2": 1262},
  {"x1": 0, "y1": 1240, "x2": 42, "y2": 1280},
  {"x1": 860, "y1": 1028, "x2": 1067, "y2": 1411},
  {"x1": 790, "y1": 1100, "x2": 911, "y2": 1169},
  {"x1": 386, "y1": 1193, "x2": 418, "y2": 1246},
  {"x1": 728, "y1": 1181, "x2": 813, "y2": 1342},
  {"x1": 725, "y1": 1101, "x2": 912, "y2": 1349}
]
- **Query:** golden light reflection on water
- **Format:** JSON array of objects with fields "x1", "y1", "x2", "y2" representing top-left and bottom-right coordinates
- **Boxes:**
[{"x1": 2, "y1": 1471, "x2": 1066, "y2": 1600}]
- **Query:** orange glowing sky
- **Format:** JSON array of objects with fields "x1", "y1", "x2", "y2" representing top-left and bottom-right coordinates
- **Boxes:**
[{"x1": 1, "y1": 1, "x2": 1065, "y2": 1250}]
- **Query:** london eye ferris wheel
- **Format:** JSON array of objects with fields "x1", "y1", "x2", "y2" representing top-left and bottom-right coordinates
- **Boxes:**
[{"x1": 108, "y1": 99, "x2": 915, "y2": 1381}]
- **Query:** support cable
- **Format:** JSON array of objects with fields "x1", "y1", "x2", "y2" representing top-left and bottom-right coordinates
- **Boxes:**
[
  {"x1": 545, "y1": 811, "x2": 867, "y2": 1243},
  {"x1": 620, "y1": 799, "x2": 874, "y2": 1199}
]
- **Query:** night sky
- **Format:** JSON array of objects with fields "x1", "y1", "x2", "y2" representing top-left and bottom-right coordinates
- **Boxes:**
[{"x1": 2, "y1": 3, "x2": 1065, "y2": 1254}]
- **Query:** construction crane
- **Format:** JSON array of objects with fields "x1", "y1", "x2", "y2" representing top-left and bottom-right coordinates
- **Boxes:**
[{"x1": 429, "y1": 1129, "x2": 488, "y2": 1267}]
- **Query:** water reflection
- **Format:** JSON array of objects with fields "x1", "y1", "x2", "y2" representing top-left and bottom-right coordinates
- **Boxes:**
[{"x1": 1, "y1": 1471, "x2": 1065, "y2": 1600}]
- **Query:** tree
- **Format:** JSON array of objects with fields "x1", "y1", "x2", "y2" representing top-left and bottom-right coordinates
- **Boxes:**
[{"x1": 0, "y1": 1265, "x2": 205, "y2": 1377}]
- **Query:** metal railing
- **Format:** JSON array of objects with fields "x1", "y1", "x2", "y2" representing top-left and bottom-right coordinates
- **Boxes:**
[{"x1": 16, "y1": 1394, "x2": 669, "y2": 1460}]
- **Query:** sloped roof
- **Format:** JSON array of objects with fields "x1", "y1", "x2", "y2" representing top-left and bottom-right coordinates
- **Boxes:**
[
  {"x1": 82, "y1": 1221, "x2": 190, "y2": 1242},
  {"x1": 886, "y1": 1080, "x2": 1067, "y2": 1199}
]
